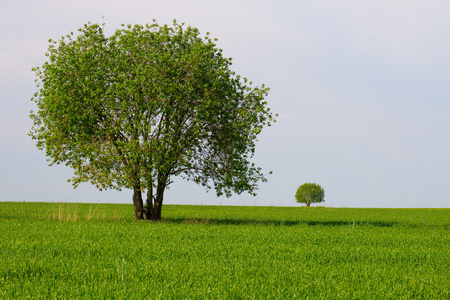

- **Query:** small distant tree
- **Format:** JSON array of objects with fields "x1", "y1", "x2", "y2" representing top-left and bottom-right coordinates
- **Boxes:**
[{"x1": 295, "y1": 183, "x2": 325, "y2": 207}]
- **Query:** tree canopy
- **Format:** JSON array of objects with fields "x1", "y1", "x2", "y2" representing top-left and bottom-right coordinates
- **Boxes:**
[
  {"x1": 295, "y1": 183, "x2": 325, "y2": 207},
  {"x1": 30, "y1": 20, "x2": 275, "y2": 220}
]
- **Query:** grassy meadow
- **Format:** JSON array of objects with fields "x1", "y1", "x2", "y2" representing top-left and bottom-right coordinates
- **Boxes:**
[{"x1": 0, "y1": 202, "x2": 449, "y2": 299}]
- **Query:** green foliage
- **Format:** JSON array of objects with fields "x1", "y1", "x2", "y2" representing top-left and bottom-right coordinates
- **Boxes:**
[
  {"x1": 30, "y1": 21, "x2": 274, "y2": 218},
  {"x1": 1, "y1": 202, "x2": 449, "y2": 298},
  {"x1": 295, "y1": 183, "x2": 325, "y2": 206}
]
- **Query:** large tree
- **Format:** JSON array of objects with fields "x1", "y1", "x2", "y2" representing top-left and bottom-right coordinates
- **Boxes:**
[{"x1": 30, "y1": 21, "x2": 275, "y2": 220}]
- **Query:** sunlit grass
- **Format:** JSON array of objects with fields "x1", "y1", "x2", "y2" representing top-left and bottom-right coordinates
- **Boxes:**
[{"x1": 0, "y1": 202, "x2": 448, "y2": 299}]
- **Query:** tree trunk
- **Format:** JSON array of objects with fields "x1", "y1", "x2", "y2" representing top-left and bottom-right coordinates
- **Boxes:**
[
  {"x1": 154, "y1": 180, "x2": 165, "y2": 220},
  {"x1": 145, "y1": 179, "x2": 166, "y2": 221},
  {"x1": 133, "y1": 186, "x2": 144, "y2": 220},
  {"x1": 144, "y1": 188, "x2": 153, "y2": 220}
]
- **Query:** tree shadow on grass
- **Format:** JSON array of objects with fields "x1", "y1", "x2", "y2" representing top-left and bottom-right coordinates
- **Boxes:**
[{"x1": 161, "y1": 217, "x2": 397, "y2": 227}]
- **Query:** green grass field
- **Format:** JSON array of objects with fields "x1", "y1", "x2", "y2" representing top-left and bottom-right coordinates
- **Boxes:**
[{"x1": 1, "y1": 202, "x2": 449, "y2": 299}]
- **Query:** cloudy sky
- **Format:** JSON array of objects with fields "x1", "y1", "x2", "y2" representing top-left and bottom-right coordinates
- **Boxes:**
[{"x1": 1, "y1": 0, "x2": 449, "y2": 208}]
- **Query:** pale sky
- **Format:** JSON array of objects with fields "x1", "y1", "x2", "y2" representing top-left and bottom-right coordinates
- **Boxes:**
[{"x1": 1, "y1": 0, "x2": 449, "y2": 208}]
